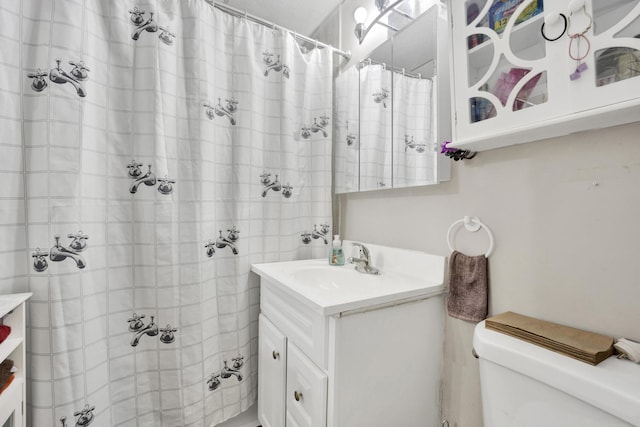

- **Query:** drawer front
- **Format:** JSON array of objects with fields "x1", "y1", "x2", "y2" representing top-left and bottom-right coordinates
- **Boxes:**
[
  {"x1": 260, "y1": 280, "x2": 326, "y2": 368},
  {"x1": 258, "y1": 315, "x2": 287, "y2": 427},
  {"x1": 286, "y1": 343, "x2": 327, "y2": 427}
]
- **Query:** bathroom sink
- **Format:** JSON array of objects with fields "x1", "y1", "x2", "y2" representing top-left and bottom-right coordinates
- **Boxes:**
[
  {"x1": 252, "y1": 242, "x2": 445, "y2": 315},
  {"x1": 292, "y1": 265, "x2": 373, "y2": 289}
]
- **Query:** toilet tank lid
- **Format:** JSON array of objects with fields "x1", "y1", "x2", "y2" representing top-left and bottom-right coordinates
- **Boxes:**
[{"x1": 473, "y1": 321, "x2": 640, "y2": 426}]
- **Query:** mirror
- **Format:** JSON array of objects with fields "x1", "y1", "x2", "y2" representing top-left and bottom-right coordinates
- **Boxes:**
[
  {"x1": 335, "y1": 2, "x2": 450, "y2": 193},
  {"x1": 360, "y1": 40, "x2": 393, "y2": 191}
]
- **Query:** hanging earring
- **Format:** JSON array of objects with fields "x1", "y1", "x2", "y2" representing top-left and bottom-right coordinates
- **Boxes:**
[{"x1": 567, "y1": 3, "x2": 593, "y2": 81}]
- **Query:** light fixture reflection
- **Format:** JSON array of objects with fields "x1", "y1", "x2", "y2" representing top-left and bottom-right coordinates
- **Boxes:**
[{"x1": 353, "y1": 0, "x2": 413, "y2": 45}]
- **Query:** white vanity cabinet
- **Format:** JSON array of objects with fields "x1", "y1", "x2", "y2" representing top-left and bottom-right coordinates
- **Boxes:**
[
  {"x1": 253, "y1": 246, "x2": 446, "y2": 427},
  {"x1": 449, "y1": 0, "x2": 640, "y2": 151},
  {"x1": 0, "y1": 293, "x2": 31, "y2": 427},
  {"x1": 258, "y1": 315, "x2": 287, "y2": 427}
]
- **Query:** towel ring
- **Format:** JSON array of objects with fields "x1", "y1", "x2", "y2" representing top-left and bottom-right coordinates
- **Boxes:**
[{"x1": 447, "y1": 216, "x2": 495, "y2": 257}]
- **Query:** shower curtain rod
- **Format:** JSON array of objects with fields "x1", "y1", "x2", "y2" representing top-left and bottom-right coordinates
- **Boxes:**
[
  {"x1": 359, "y1": 57, "x2": 428, "y2": 80},
  {"x1": 210, "y1": 1, "x2": 352, "y2": 60}
]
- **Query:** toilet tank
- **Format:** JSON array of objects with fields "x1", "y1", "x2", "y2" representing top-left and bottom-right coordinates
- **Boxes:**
[{"x1": 473, "y1": 321, "x2": 640, "y2": 427}]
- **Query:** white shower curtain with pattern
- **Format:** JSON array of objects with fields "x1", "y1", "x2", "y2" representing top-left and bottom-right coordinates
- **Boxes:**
[
  {"x1": 0, "y1": 0, "x2": 332, "y2": 425},
  {"x1": 358, "y1": 63, "x2": 392, "y2": 190},
  {"x1": 393, "y1": 73, "x2": 435, "y2": 186},
  {"x1": 334, "y1": 67, "x2": 359, "y2": 193}
]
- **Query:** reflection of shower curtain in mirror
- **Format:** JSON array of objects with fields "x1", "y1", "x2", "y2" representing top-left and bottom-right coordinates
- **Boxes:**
[
  {"x1": 359, "y1": 64, "x2": 392, "y2": 190},
  {"x1": 0, "y1": 1, "x2": 332, "y2": 425},
  {"x1": 335, "y1": 67, "x2": 360, "y2": 193},
  {"x1": 393, "y1": 74, "x2": 435, "y2": 187}
]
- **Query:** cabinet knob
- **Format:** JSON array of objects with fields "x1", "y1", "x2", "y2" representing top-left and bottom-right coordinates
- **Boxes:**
[
  {"x1": 294, "y1": 390, "x2": 303, "y2": 402},
  {"x1": 272, "y1": 350, "x2": 280, "y2": 360}
]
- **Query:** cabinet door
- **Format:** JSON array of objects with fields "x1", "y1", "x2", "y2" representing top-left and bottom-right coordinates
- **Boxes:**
[
  {"x1": 258, "y1": 315, "x2": 287, "y2": 427},
  {"x1": 579, "y1": 1, "x2": 640, "y2": 109},
  {"x1": 285, "y1": 343, "x2": 327, "y2": 427},
  {"x1": 450, "y1": 0, "x2": 569, "y2": 147}
]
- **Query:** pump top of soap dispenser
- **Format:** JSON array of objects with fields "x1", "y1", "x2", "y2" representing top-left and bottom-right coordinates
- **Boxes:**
[{"x1": 332, "y1": 235, "x2": 341, "y2": 247}]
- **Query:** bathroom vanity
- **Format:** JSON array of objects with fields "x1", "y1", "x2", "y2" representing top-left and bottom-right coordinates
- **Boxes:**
[{"x1": 252, "y1": 243, "x2": 445, "y2": 427}]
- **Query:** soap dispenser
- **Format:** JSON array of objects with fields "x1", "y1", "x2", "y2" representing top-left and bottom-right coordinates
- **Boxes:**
[{"x1": 329, "y1": 235, "x2": 345, "y2": 266}]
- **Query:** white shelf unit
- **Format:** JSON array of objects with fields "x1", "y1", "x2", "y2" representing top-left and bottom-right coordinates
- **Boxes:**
[
  {"x1": 0, "y1": 293, "x2": 32, "y2": 427},
  {"x1": 449, "y1": 0, "x2": 640, "y2": 151}
]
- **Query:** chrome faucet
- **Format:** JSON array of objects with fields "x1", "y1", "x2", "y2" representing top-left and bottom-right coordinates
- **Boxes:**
[
  {"x1": 157, "y1": 175, "x2": 175, "y2": 195},
  {"x1": 126, "y1": 159, "x2": 143, "y2": 178},
  {"x1": 158, "y1": 26, "x2": 175, "y2": 45},
  {"x1": 49, "y1": 59, "x2": 88, "y2": 97},
  {"x1": 159, "y1": 325, "x2": 178, "y2": 344},
  {"x1": 373, "y1": 88, "x2": 389, "y2": 108},
  {"x1": 49, "y1": 235, "x2": 86, "y2": 269},
  {"x1": 347, "y1": 242, "x2": 380, "y2": 275},
  {"x1": 263, "y1": 51, "x2": 290, "y2": 78},
  {"x1": 131, "y1": 11, "x2": 158, "y2": 40},
  {"x1": 213, "y1": 98, "x2": 238, "y2": 125},
  {"x1": 405, "y1": 135, "x2": 426, "y2": 153},
  {"x1": 312, "y1": 115, "x2": 330, "y2": 137},
  {"x1": 207, "y1": 373, "x2": 221, "y2": 391},
  {"x1": 130, "y1": 315, "x2": 158, "y2": 347},
  {"x1": 261, "y1": 173, "x2": 282, "y2": 197},
  {"x1": 205, "y1": 239, "x2": 216, "y2": 257},
  {"x1": 215, "y1": 229, "x2": 239, "y2": 255},
  {"x1": 220, "y1": 360, "x2": 243, "y2": 381},
  {"x1": 302, "y1": 115, "x2": 329, "y2": 139},
  {"x1": 68, "y1": 231, "x2": 89, "y2": 252},
  {"x1": 206, "y1": 355, "x2": 243, "y2": 391},
  {"x1": 311, "y1": 224, "x2": 329, "y2": 244},
  {"x1": 129, "y1": 164, "x2": 156, "y2": 193},
  {"x1": 127, "y1": 313, "x2": 146, "y2": 332},
  {"x1": 264, "y1": 53, "x2": 283, "y2": 75},
  {"x1": 27, "y1": 68, "x2": 48, "y2": 92},
  {"x1": 129, "y1": 6, "x2": 146, "y2": 25},
  {"x1": 301, "y1": 125, "x2": 312, "y2": 139},
  {"x1": 310, "y1": 118, "x2": 328, "y2": 137},
  {"x1": 73, "y1": 404, "x2": 95, "y2": 426}
]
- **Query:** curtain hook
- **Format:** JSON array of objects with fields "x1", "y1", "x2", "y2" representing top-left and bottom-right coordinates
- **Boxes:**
[{"x1": 402, "y1": 68, "x2": 405, "y2": 76}]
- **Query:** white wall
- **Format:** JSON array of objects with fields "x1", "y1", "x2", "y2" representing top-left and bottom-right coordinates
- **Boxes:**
[
  {"x1": 315, "y1": 2, "x2": 640, "y2": 425},
  {"x1": 339, "y1": 127, "x2": 640, "y2": 425}
]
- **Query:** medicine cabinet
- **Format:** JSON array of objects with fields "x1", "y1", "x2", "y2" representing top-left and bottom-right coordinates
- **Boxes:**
[
  {"x1": 334, "y1": 2, "x2": 451, "y2": 193},
  {"x1": 448, "y1": 0, "x2": 640, "y2": 152}
]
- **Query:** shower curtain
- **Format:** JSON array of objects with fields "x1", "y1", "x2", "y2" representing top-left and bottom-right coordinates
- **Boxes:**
[
  {"x1": 358, "y1": 63, "x2": 392, "y2": 190},
  {"x1": 393, "y1": 73, "x2": 435, "y2": 186},
  {"x1": 0, "y1": 0, "x2": 332, "y2": 426},
  {"x1": 334, "y1": 67, "x2": 359, "y2": 193}
]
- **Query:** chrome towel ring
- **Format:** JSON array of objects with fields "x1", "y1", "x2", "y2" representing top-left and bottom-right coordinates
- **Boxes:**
[{"x1": 447, "y1": 216, "x2": 495, "y2": 257}]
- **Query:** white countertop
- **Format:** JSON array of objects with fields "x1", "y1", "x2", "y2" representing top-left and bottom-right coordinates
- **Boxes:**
[{"x1": 252, "y1": 257, "x2": 444, "y2": 316}]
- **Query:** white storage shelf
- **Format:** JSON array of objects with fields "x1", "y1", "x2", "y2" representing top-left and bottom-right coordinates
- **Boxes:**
[
  {"x1": 449, "y1": 0, "x2": 640, "y2": 151},
  {"x1": 0, "y1": 293, "x2": 32, "y2": 427}
]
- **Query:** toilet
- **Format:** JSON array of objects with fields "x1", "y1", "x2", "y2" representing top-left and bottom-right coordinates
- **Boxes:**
[{"x1": 473, "y1": 321, "x2": 640, "y2": 427}]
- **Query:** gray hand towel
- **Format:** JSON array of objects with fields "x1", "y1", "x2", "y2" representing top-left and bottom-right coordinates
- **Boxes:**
[{"x1": 446, "y1": 250, "x2": 489, "y2": 322}]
